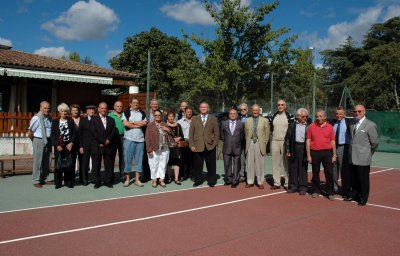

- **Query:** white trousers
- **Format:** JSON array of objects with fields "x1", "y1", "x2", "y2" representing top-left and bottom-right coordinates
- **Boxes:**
[
  {"x1": 148, "y1": 149, "x2": 169, "y2": 180},
  {"x1": 272, "y1": 139, "x2": 289, "y2": 187},
  {"x1": 246, "y1": 141, "x2": 265, "y2": 185}
]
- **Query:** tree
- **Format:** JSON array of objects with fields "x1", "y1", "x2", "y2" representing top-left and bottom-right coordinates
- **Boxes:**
[
  {"x1": 110, "y1": 27, "x2": 200, "y2": 105},
  {"x1": 190, "y1": 0, "x2": 297, "y2": 107},
  {"x1": 68, "y1": 51, "x2": 81, "y2": 62},
  {"x1": 363, "y1": 16, "x2": 400, "y2": 50}
]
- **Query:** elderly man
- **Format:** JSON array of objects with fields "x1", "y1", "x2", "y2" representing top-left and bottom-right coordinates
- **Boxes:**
[
  {"x1": 269, "y1": 99, "x2": 295, "y2": 189},
  {"x1": 244, "y1": 104, "x2": 270, "y2": 189},
  {"x1": 330, "y1": 106, "x2": 353, "y2": 199},
  {"x1": 349, "y1": 104, "x2": 379, "y2": 206},
  {"x1": 147, "y1": 98, "x2": 161, "y2": 122},
  {"x1": 285, "y1": 108, "x2": 311, "y2": 195},
  {"x1": 122, "y1": 97, "x2": 147, "y2": 187},
  {"x1": 79, "y1": 104, "x2": 96, "y2": 186},
  {"x1": 238, "y1": 103, "x2": 250, "y2": 182},
  {"x1": 28, "y1": 101, "x2": 52, "y2": 188},
  {"x1": 177, "y1": 101, "x2": 188, "y2": 121},
  {"x1": 189, "y1": 102, "x2": 219, "y2": 187},
  {"x1": 90, "y1": 102, "x2": 116, "y2": 189},
  {"x1": 108, "y1": 101, "x2": 125, "y2": 181},
  {"x1": 220, "y1": 108, "x2": 245, "y2": 188},
  {"x1": 177, "y1": 107, "x2": 193, "y2": 180},
  {"x1": 306, "y1": 110, "x2": 336, "y2": 200}
]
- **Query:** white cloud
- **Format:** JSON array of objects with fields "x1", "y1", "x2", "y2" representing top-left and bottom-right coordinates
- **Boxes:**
[
  {"x1": 33, "y1": 46, "x2": 69, "y2": 59},
  {"x1": 383, "y1": 5, "x2": 400, "y2": 21},
  {"x1": 0, "y1": 36, "x2": 12, "y2": 46},
  {"x1": 302, "y1": 6, "x2": 384, "y2": 50},
  {"x1": 41, "y1": 0, "x2": 118, "y2": 41},
  {"x1": 161, "y1": 0, "x2": 252, "y2": 25},
  {"x1": 160, "y1": 0, "x2": 214, "y2": 25},
  {"x1": 106, "y1": 49, "x2": 121, "y2": 60}
]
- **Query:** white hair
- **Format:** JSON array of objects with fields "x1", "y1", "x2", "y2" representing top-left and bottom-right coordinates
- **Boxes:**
[
  {"x1": 296, "y1": 108, "x2": 309, "y2": 117},
  {"x1": 57, "y1": 103, "x2": 69, "y2": 112},
  {"x1": 239, "y1": 103, "x2": 248, "y2": 110}
]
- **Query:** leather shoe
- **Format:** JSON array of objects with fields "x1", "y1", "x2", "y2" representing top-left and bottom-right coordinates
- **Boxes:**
[
  {"x1": 245, "y1": 184, "x2": 254, "y2": 188},
  {"x1": 193, "y1": 181, "x2": 203, "y2": 187},
  {"x1": 55, "y1": 185, "x2": 62, "y2": 189},
  {"x1": 343, "y1": 197, "x2": 353, "y2": 201},
  {"x1": 299, "y1": 190, "x2": 307, "y2": 196},
  {"x1": 105, "y1": 184, "x2": 113, "y2": 188},
  {"x1": 208, "y1": 183, "x2": 215, "y2": 187},
  {"x1": 231, "y1": 183, "x2": 238, "y2": 188},
  {"x1": 94, "y1": 183, "x2": 101, "y2": 189},
  {"x1": 224, "y1": 182, "x2": 232, "y2": 186},
  {"x1": 287, "y1": 189, "x2": 297, "y2": 193},
  {"x1": 34, "y1": 183, "x2": 42, "y2": 188},
  {"x1": 358, "y1": 201, "x2": 367, "y2": 206},
  {"x1": 270, "y1": 185, "x2": 281, "y2": 190},
  {"x1": 258, "y1": 185, "x2": 264, "y2": 189}
]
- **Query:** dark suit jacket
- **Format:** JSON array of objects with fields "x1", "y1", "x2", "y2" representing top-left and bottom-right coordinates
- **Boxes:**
[
  {"x1": 89, "y1": 115, "x2": 116, "y2": 154},
  {"x1": 79, "y1": 116, "x2": 92, "y2": 150},
  {"x1": 220, "y1": 119, "x2": 245, "y2": 155},
  {"x1": 189, "y1": 114, "x2": 219, "y2": 152}
]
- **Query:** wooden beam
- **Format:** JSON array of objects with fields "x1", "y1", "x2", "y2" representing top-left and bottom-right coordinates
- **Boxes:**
[{"x1": 112, "y1": 79, "x2": 134, "y2": 86}]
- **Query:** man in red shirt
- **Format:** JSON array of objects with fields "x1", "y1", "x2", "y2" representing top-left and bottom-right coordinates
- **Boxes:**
[{"x1": 306, "y1": 110, "x2": 337, "y2": 200}]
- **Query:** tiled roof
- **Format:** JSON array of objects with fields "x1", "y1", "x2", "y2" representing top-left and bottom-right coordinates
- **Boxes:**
[{"x1": 0, "y1": 48, "x2": 135, "y2": 79}]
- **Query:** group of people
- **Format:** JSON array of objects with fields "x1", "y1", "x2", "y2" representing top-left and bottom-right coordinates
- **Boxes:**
[{"x1": 28, "y1": 98, "x2": 379, "y2": 206}]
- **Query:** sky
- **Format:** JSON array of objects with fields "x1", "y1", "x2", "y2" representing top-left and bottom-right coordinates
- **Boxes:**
[{"x1": 0, "y1": 0, "x2": 399, "y2": 69}]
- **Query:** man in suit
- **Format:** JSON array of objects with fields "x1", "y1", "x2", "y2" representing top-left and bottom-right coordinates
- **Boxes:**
[
  {"x1": 349, "y1": 104, "x2": 379, "y2": 206},
  {"x1": 220, "y1": 108, "x2": 245, "y2": 188},
  {"x1": 244, "y1": 104, "x2": 270, "y2": 189},
  {"x1": 238, "y1": 103, "x2": 250, "y2": 182},
  {"x1": 330, "y1": 106, "x2": 353, "y2": 199},
  {"x1": 177, "y1": 101, "x2": 188, "y2": 121},
  {"x1": 90, "y1": 102, "x2": 116, "y2": 188},
  {"x1": 189, "y1": 102, "x2": 219, "y2": 187},
  {"x1": 79, "y1": 105, "x2": 96, "y2": 186}
]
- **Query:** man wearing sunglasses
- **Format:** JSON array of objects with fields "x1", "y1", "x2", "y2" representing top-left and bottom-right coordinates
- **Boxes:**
[
  {"x1": 349, "y1": 105, "x2": 379, "y2": 206},
  {"x1": 285, "y1": 108, "x2": 311, "y2": 195},
  {"x1": 268, "y1": 99, "x2": 295, "y2": 190}
]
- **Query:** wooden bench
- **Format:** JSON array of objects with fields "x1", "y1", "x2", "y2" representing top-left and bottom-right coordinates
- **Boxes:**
[{"x1": 0, "y1": 155, "x2": 33, "y2": 178}]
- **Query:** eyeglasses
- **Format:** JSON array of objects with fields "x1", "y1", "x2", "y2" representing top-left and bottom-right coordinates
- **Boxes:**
[
  {"x1": 301, "y1": 115, "x2": 308, "y2": 118},
  {"x1": 353, "y1": 110, "x2": 363, "y2": 113},
  {"x1": 277, "y1": 104, "x2": 285, "y2": 106},
  {"x1": 240, "y1": 109, "x2": 247, "y2": 111}
]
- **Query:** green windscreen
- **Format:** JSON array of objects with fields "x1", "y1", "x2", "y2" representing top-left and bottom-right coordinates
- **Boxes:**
[{"x1": 367, "y1": 112, "x2": 400, "y2": 153}]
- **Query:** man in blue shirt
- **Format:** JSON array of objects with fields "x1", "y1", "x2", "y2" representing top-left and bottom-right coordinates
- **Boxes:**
[
  {"x1": 331, "y1": 106, "x2": 353, "y2": 200},
  {"x1": 28, "y1": 101, "x2": 52, "y2": 188}
]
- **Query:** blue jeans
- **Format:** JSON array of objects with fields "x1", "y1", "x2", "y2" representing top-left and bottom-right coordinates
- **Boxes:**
[{"x1": 123, "y1": 139, "x2": 144, "y2": 173}]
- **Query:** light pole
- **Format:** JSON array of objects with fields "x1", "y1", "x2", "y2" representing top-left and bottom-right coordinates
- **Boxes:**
[
  {"x1": 310, "y1": 47, "x2": 317, "y2": 121},
  {"x1": 270, "y1": 72, "x2": 274, "y2": 114}
]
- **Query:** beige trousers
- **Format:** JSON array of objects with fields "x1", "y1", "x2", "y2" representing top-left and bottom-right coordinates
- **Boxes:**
[
  {"x1": 271, "y1": 139, "x2": 289, "y2": 187},
  {"x1": 246, "y1": 141, "x2": 265, "y2": 185}
]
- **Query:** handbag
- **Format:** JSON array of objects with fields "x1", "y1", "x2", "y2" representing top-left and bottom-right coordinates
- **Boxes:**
[
  {"x1": 167, "y1": 134, "x2": 178, "y2": 148},
  {"x1": 178, "y1": 140, "x2": 188, "y2": 148},
  {"x1": 56, "y1": 150, "x2": 72, "y2": 171}
]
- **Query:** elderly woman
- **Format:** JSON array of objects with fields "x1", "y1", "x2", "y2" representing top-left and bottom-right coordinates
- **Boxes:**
[
  {"x1": 51, "y1": 103, "x2": 75, "y2": 189},
  {"x1": 70, "y1": 104, "x2": 82, "y2": 184},
  {"x1": 166, "y1": 111, "x2": 184, "y2": 185},
  {"x1": 145, "y1": 109, "x2": 172, "y2": 188}
]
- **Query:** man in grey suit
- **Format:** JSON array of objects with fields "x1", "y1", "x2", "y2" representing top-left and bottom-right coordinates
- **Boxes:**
[
  {"x1": 221, "y1": 108, "x2": 245, "y2": 188},
  {"x1": 349, "y1": 104, "x2": 379, "y2": 206}
]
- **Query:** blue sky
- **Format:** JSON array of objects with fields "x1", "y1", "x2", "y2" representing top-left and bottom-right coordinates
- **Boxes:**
[{"x1": 0, "y1": 0, "x2": 399, "y2": 68}]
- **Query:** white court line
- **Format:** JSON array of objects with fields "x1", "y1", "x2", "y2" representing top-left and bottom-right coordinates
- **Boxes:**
[
  {"x1": 1, "y1": 167, "x2": 397, "y2": 215},
  {"x1": 0, "y1": 191, "x2": 287, "y2": 245},
  {"x1": 0, "y1": 184, "x2": 222, "y2": 215}
]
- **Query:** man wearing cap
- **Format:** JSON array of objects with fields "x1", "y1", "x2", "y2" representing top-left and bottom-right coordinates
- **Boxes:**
[
  {"x1": 28, "y1": 101, "x2": 52, "y2": 188},
  {"x1": 108, "y1": 101, "x2": 125, "y2": 182},
  {"x1": 78, "y1": 104, "x2": 96, "y2": 185}
]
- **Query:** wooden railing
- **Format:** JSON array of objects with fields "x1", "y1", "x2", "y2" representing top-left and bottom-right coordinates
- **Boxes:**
[{"x1": 0, "y1": 112, "x2": 57, "y2": 137}]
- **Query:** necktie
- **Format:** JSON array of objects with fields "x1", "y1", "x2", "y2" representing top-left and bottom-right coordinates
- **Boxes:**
[
  {"x1": 252, "y1": 118, "x2": 258, "y2": 143},
  {"x1": 230, "y1": 121, "x2": 235, "y2": 135},
  {"x1": 101, "y1": 116, "x2": 107, "y2": 129},
  {"x1": 335, "y1": 121, "x2": 340, "y2": 145},
  {"x1": 353, "y1": 121, "x2": 359, "y2": 135},
  {"x1": 202, "y1": 115, "x2": 206, "y2": 127}
]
